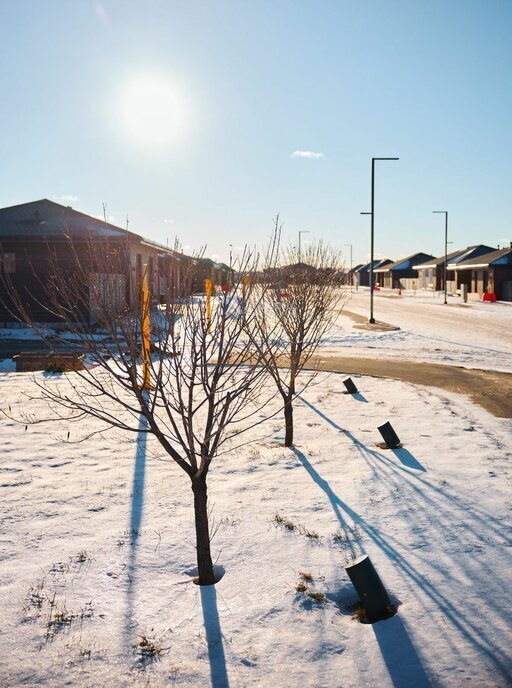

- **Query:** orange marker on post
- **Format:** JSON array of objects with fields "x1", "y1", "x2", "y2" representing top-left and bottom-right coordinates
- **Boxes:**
[
  {"x1": 141, "y1": 264, "x2": 152, "y2": 390},
  {"x1": 205, "y1": 278, "x2": 213, "y2": 333}
]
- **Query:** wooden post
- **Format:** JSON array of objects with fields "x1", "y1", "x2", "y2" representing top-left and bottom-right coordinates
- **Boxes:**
[
  {"x1": 141, "y1": 263, "x2": 151, "y2": 390},
  {"x1": 205, "y1": 278, "x2": 213, "y2": 333}
]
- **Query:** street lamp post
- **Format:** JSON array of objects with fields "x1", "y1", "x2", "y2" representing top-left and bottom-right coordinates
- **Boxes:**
[
  {"x1": 363, "y1": 157, "x2": 399, "y2": 324},
  {"x1": 432, "y1": 211, "x2": 448, "y2": 304},
  {"x1": 345, "y1": 244, "x2": 353, "y2": 291},
  {"x1": 229, "y1": 244, "x2": 233, "y2": 269},
  {"x1": 298, "y1": 230, "x2": 310, "y2": 264}
]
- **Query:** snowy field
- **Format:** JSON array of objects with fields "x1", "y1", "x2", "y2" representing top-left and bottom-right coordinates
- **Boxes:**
[
  {"x1": 324, "y1": 290, "x2": 512, "y2": 373},
  {"x1": 0, "y1": 367, "x2": 511, "y2": 687}
]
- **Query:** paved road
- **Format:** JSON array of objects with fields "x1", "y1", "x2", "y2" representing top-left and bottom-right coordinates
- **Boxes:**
[{"x1": 345, "y1": 291, "x2": 512, "y2": 356}]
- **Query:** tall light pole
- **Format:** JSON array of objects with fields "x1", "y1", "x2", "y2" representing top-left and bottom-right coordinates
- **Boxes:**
[
  {"x1": 345, "y1": 244, "x2": 353, "y2": 291},
  {"x1": 229, "y1": 244, "x2": 233, "y2": 269},
  {"x1": 433, "y1": 211, "x2": 448, "y2": 304},
  {"x1": 363, "y1": 157, "x2": 399, "y2": 324},
  {"x1": 298, "y1": 230, "x2": 310, "y2": 264}
]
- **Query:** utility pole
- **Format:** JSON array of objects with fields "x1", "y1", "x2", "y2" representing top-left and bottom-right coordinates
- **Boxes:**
[
  {"x1": 362, "y1": 157, "x2": 399, "y2": 324},
  {"x1": 345, "y1": 244, "x2": 353, "y2": 292},
  {"x1": 433, "y1": 211, "x2": 449, "y2": 304},
  {"x1": 298, "y1": 230, "x2": 310, "y2": 264}
]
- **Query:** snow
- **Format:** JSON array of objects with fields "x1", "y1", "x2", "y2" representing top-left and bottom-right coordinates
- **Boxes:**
[
  {"x1": 0, "y1": 365, "x2": 511, "y2": 687},
  {"x1": 323, "y1": 290, "x2": 512, "y2": 373}
]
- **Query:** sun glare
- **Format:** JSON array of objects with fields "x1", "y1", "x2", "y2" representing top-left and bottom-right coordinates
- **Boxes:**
[{"x1": 120, "y1": 74, "x2": 188, "y2": 149}]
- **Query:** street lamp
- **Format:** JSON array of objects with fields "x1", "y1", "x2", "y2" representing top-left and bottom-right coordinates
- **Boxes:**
[
  {"x1": 229, "y1": 244, "x2": 233, "y2": 269},
  {"x1": 363, "y1": 157, "x2": 399, "y2": 324},
  {"x1": 345, "y1": 244, "x2": 353, "y2": 292},
  {"x1": 298, "y1": 230, "x2": 310, "y2": 264},
  {"x1": 432, "y1": 211, "x2": 448, "y2": 305}
]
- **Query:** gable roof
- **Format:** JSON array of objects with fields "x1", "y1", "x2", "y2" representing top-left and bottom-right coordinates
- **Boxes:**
[
  {"x1": 452, "y1": 246, "x2": 512, "y2": 270},
  {"x1": 413, "y1": 248, "x2": 468, "y2": 269},
  {"x1": 0, "y1": 199, "x2": 176, "y2": 255},
  {"x1": 355, "y1": 258, "x2": 393, "y2": 273},
  {"x1": 374, "y1": 252, "x2": 435, "y2": 272},
  {"x1": 446, "y1": 244, "x2": 496, "y2": 268}
]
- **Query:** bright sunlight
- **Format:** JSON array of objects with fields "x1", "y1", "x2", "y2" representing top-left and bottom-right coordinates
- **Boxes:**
[{"x1": 119, "y1": 73, "x2": 188, "y2": 149}]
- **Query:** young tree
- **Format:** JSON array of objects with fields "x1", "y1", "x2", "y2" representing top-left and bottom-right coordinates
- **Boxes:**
[
  {"x1": 251, "y1": 221, "x2": 346, "y2": 446},
  {"x1": 1, "y1": 233, "x2": 271, "y2": 585}
]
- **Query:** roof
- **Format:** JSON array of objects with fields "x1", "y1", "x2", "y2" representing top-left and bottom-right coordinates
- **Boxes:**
[
  {"x1": 0, "y1": 199, "x2": 177, "y2": 255},
  {"x1": 452, "y1": 246, "x2": 512, "y2": 270},
  {"x1": 413, "y1": 248, "x2": 468, "y2": 269},
  {"x1": 446, "y1": 244, "x2": 497, "y2": 268},
  {"x1": 355, "y1": 258, "x2": 393, "y2": 273},
  {"x1": 374, "y1": 252, "x2": 435, "y2": 272}
]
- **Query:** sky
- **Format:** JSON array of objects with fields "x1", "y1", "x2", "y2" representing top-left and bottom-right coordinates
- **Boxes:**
[{"x1": 0, "y1": 0, "x2": 511, "y2": 266}]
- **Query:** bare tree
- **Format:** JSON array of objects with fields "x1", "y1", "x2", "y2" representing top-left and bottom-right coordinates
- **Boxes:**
[
  {"x1": 250, "y1": 220, "x2": 346, "y2": 447},
  {"x1": 1, "y1": 232, "x2": 272, "y2": 585}
]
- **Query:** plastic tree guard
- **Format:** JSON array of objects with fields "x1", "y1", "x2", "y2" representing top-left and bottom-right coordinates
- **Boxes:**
[
  {"x1": 343, "y1": 377, "x2": 358, "y2": 394},
  {"x1": 345, "y1": 554, "x2": 392, "y2": 622},
  {"x1": 377, "y1": 421, "x2": 402, "y2": 448}
]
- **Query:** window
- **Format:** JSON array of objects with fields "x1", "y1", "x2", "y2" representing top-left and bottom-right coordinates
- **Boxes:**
[{"x1": 0, "y1": 252, "x2": 15, "y2": 274}]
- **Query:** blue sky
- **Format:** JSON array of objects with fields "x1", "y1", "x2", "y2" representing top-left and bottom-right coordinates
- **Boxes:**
[{"x1": 1, "y1": 0, "x2": 511, "y2": 265}]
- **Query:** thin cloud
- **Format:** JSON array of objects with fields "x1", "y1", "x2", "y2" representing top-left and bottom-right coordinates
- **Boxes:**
[
  {"x1": 290, "y1": 150, "x2": 325, "y2": 160},
  {"x1": 163, "y1": 219, "x2": 175, "y2": 224},
  {"x1": 93, "y1": 1, "x2": 110, "y2": 26}
]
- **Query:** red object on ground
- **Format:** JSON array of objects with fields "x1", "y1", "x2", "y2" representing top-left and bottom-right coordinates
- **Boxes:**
[
  {"x1": 397, "y1": 289, "x2": 401, "y2": 296},
  {"x1": 373, "y1": 285, "x2": 380, "y2": 291},
  {"x1": 483, "y1": 292, "x2": 496, "y2": 302},
  {"x1": 221, "y1": 284, "x2": 230, "y2": 293}
]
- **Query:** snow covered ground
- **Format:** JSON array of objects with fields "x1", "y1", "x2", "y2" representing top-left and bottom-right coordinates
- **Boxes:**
[
  {"x1": 0, "y1": 367, "x2": 511, "y2": 687},
  {"x1": 323, "y1": 290, "x2": 512, "y2": 373}
]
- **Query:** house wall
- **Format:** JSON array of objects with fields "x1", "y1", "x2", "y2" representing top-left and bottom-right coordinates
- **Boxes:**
[
  {"x1": 0, "y1": 239, "x2": 99, "y2": 324},
  {"x1": 493, "y1": 265, "x2": 512, "y2": 301}
]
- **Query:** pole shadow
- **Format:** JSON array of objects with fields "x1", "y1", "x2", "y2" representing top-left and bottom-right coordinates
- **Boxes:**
[
  {"x1": 200, "y1": 585, "x2": 230, "y2": 688},
  {"x1": 391, "y1": 447, "x2": 426, "y2": 472},
  {"x1": 372, "y1": 615, "x2": 432, "y2": 687}
]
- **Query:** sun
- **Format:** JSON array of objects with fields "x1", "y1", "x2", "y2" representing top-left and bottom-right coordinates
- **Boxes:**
[{"x1": 120, "y1": 73, "x2": 188, "y2": 149}]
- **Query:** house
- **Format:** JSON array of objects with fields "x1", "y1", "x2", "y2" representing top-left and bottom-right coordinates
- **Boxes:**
[
  {"x1": 413, "y1": 249, "x2": 466, "y2": 292},
  {"x1": 348, "y1": 264, "x2": 364, "y2": 288},
  {"x1": 0, "y1": 199, "x2": 233, "y2": 324},
  {"x1": 354, "y1": 259, "x2": 393, "y2": 288},
  {"x1": 444, "y1": 244, "x2": 497, "y2": 298},
  {"x1": 373, "y1": 252, "x2": 435, "y2": 290},
  {"x1": 451, "y1": 245, "x2": 512, "y2": 301}
]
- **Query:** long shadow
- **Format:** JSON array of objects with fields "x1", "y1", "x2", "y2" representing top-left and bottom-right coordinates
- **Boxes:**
[
  {"x1": 373, "y1": 615, "x2": 432, "y2": 688},
  {"x1": 299, "y1": 395, "x2": 510, "y2": 543},
  {"x1": 124, "y1": 407, "x2": 149, "y2": 647},
  {"x1": 392, "y1": 447, "x2": 426, "y2": 472},
  {"x1": 352, "y1": 392, "x2": 368, "y2": 403},
  {"x1": 200, "y1": 585, "x2": 230, "y2": 688},
  {"x1": 294, "y1": 398, "x2": 512, "y2": 681}
]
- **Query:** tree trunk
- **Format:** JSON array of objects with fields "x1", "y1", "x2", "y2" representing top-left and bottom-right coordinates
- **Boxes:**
[
  {"x1": 284, "y1": 395, "x2": 294, "y2": 447},
  {"x1": 191, "y1": 474, "x2": 216, "y2": 585}
]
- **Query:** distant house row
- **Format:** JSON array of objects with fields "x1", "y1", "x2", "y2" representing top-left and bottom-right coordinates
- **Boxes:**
[
  {"x1": 0, "y1": 199, "x2": 234, "y2": 325},
  {"x1": 351, "y1": 244, "x2": 512, "y2": 301}
]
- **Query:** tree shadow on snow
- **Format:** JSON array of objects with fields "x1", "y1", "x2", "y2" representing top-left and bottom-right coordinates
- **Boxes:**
[
  {"x1": 200, "y1": 585, "x2": 230, "y2": 688},
  {"x1": 124, "y1": 405, "x2": 149, "y2": 649},
  {"x1": 293, "y1": 397, "x2": 512, "y2": 684}
]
